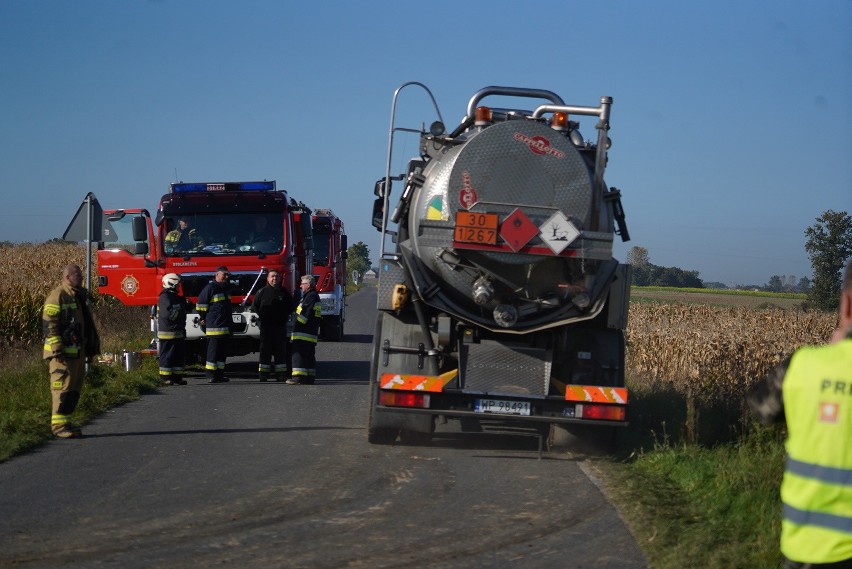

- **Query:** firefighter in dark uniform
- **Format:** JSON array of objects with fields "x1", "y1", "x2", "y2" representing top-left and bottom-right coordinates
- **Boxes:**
[
  {"x1": 196, "y1": 266, "x2": 233, "y2": 383},
  {"x1": 42, "y1": 264, "x2": 101, "y2": 438},
  {"x1": 157, "y1": 273, "x2": 187, "y2": 386},
  {"x1": 748, "y1": 259, "x2": 852, "y2": 568},
  {"x1": 288, "y1": 275, "x2": 321, "y2": 385},
  {"x1": 250, "y1": 269, "x2": 294, "y2": 381}
]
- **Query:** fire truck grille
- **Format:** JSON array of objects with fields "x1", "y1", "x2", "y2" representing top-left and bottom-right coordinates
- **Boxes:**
[{"x1": 460, "y1": 340, "x2": 551, "y2": 397}]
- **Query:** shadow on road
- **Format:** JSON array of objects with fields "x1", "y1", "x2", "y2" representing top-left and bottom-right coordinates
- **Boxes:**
[{"x1": 85, "y1": 425, "x2": 361, "y2": 438}]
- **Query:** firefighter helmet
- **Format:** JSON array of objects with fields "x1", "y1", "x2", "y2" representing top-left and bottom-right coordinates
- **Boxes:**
[{"x1": 162, "y1": 273, "x2": 181, "y2": 290}]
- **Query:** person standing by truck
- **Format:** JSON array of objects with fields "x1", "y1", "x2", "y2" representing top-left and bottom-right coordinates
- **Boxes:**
[
  {"x1": 250, "y1": 269, "x2": 294, "y2": 381},
  {"x1": 197, "y1": 266, "x2": 233, "y2": 384},
  {"x1": 288, "y1": 275, "x2": 321, "y2": 385},
  {"x1": 157, "y1": 273, "x2": 187, "y2": 386},
  {"x1": 42, "y1": 264, "x2": 101, "y2": 438},
  {"x1": 748, "y1": 259, "x2": 852, "y2": 568}
]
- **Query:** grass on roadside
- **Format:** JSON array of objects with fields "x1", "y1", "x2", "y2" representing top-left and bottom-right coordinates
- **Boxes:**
[
  {"x1": 0, "y1": 300, "x2": 160, "y2": 463},
  {"x1": 0, "y1": 354, "x2": 161, "y2": 462},
  {"x1": 596, "y1": 378, "x2": 787, "y2": 569}
]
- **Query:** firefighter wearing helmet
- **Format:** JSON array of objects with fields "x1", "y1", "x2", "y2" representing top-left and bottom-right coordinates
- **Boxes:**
[{"x1": 157, "y1": 273, "x2": 187, "y2": 385}]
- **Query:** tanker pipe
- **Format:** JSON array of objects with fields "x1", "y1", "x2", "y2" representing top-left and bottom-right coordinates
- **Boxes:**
[
  {"x1": 591, "y1": 97, "x2": 613, "y2": 231},
  {"x1": 466, "y1": 86, "x2": 565, "y2": 121},
  {"x1": 532, "y1": 98, "x2": 613, "y2": 231}
]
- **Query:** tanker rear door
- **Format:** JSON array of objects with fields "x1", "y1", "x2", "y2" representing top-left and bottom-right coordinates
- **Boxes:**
[{"x1": 97, "y1": 209, "x2": 161, "y2": 306}]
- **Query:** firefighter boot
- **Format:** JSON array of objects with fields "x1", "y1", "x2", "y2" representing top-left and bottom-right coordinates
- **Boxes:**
[
  {"x1": 54, "y1": 425, "x2": 83, "y2": 439},
  {"x1": 172, "y1": 375, "x2": 187, "y2": 386}
]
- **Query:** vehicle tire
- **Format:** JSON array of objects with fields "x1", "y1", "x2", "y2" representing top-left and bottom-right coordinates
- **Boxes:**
[
  {"x1": 547, "y1": 423, "x2": 616, "y2": 456},
  {"x1": 399, "y1": 415, "x2": 435, "y2": 445},
  {"x1": 367, "y1": 313, "x2": 399, "y2": 444},
  {"x1": 323, "y1": 315, "x2": 342, "y2": 342}
]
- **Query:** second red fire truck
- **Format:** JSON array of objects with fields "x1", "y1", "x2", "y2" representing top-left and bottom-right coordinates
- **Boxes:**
[{"x1": 311, "y1": 208, "x2": 347, "y2": 341}]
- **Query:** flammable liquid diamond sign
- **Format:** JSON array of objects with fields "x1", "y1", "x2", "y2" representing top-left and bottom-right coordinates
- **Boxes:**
[
  {"x1": 499, "y1": 208, "x2": 539, "y2": 252},
  {"x1": 539, "y1": 212, "x2": 580, "y2": 255}
]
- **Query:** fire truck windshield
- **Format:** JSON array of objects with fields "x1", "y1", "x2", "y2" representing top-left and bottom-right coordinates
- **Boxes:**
[
  {"x1": 312, "y1": 224, "x2": 331, "y2": 266},
  {"x1": 163, "y1": 212, "x2": 284, "y2": 256}
]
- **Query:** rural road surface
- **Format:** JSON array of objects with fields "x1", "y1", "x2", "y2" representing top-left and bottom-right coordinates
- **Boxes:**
[{"x1": 0, "y1": 289, "x2": 647, "y2": 569}]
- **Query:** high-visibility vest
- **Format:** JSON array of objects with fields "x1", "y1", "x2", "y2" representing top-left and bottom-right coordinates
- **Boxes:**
[{"x1": 780, "y1": 338, "x2": 852, "y2": 564}]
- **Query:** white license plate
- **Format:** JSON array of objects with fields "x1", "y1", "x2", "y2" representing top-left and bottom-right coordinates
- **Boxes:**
[
  {"x1": 474, "y1": 399, "x2": 531, "y2": 416},
  {"x1": 232, "y1": 314, "x2": 243, "y2": 324}
]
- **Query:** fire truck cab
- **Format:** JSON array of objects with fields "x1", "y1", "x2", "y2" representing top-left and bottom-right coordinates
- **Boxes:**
[
  {"x1": 311, "y1": 209, "x2": 347, "y2": 341},
  {"x1": 97, "y1": 181, "x2": 312, "y2": 359}
]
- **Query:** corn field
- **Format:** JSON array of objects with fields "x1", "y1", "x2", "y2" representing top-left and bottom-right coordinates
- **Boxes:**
[
  {"x1": 625, "y1": 303, "x2": 836, "y2": 403},
  {"x1": 0, "y1": 242, "x2": 148, "y2": 353}
]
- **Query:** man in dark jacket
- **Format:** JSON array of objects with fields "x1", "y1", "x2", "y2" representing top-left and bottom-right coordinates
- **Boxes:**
[
  {"x1": 158, "y1": 273, "x2": 187, "y2": 386},
  {"x1": 250, "y1": 269, "x2": 294, "y2": 381},
  {"x1": 196, "y1": 266, "x2": 233, "y2": 383},
  {"x1": 42, "y1": 264, "x2": 101, "y2": 438},
  {"x1": 287, "y1": 275, "x2": 321, "y2": 385}
]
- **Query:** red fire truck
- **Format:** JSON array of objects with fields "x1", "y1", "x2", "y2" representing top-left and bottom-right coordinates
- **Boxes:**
[
  {"x1": 311, "y1": 208, "x2": 347, "y2": 341},
  {"x1": 97, "y1": 181, "x2": 313, "y2": 358}
]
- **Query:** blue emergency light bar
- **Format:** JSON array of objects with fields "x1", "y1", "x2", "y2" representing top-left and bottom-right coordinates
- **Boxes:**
[{"x1": 170, "y1": 181, "x2": 276, "y2": 193}]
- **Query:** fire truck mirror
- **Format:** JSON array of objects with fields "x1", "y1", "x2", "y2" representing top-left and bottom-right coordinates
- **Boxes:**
[
  {"x1": 132, "y1": 216, "x2": 148, "y2": 242},
  {"x1": 340, "y1": 234, "x2": 347, "y2": 251},
  {"x1": 134, "y1": 242, "x2": 149, "y2": 255}
]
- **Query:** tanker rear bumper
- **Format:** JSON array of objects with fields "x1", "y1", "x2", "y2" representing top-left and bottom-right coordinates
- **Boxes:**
[{"x1": 374, "y1": 390, "x2": 628, "y2": 428}]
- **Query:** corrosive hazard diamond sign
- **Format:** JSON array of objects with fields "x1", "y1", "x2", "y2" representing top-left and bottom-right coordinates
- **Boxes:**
[
  {"x1": 499, "y1": 208, "x2": 539, "y2": 252},
  {"x1": 539, "y1": 211, "x2": 580, "y2": 254}
]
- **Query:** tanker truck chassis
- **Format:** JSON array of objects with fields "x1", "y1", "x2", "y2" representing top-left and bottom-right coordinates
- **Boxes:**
[{"x1": 367, "y1": 84, "x2": 632, "y2": 452}]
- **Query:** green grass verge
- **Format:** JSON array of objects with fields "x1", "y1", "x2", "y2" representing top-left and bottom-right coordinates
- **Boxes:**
[
  {"x1": 633, "y1": 286, "x2": 806, "y2": 300},
  {"x1": 601, "y1": 427, "x2": 785, "y2": 569},
  {"x1": 0, "y1": 355, "x2": 161, "y2": 462},
  {"x1": 591, "y1": 376, "x2": 788, "y2": 569}
]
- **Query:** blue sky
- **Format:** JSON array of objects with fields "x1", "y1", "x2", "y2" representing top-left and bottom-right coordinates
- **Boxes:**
[{"x1": 1, "y1": 0, "x2": 850, "y2": 286}]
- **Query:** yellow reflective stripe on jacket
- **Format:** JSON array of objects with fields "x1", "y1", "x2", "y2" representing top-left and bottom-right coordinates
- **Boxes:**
[
  {"x1": 43, "y1": 303, "x2": 61, "y2": 316},
  {"x1": 157, "y1": 331, "x2": 185, "y2": 340},
  {"x1": 205, "y1": 327, "x2": 230, "y2": 336},
  {"x1": 780, "y1": 340, "x2": 852, "y2": 564},
  {"x1": 291, "y1": 332, "x2": 317, "y2": 343}
]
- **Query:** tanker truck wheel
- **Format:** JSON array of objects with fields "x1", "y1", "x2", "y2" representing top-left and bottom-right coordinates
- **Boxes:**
[
  {"x1": 367, "y1": 315, "x2": 398, "y2": 444},
  {"x1": 366, "y1": 312, "x2": 435, "y2": 445},
  {"x1": 547, "y1": 423, "x2": 616, "y2": 456}
]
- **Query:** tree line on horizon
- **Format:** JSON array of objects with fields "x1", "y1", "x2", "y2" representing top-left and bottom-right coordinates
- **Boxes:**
[{"x1": 626, "y1": 209, "x2": 852, "y2": 311}]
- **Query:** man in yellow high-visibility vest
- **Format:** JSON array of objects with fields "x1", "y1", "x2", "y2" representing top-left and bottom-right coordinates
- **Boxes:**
[{"x1": 749, "y1": 259, "x2": 852, "y2": 568}]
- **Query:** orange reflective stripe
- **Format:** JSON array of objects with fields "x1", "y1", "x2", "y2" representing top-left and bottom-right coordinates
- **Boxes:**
[
  {"x1": 380, "y1": 370, "x2": 458, "y2": 392},
  {"x1": 564, "y1": 385, "x2": 628, "y2": 404}
]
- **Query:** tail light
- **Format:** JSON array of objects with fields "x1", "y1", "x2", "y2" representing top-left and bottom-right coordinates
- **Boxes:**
[
  {"x1": 379, "y1": 391, "x2": 430, "y2": 409},
  {"x1": 577, "y1": 404, "x2": 626, "y2": 422}
]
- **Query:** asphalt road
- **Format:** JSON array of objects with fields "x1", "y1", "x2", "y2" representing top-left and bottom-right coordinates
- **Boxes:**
[{"x1": 0, "y1": 288, "x2": 648, "y2": 569}]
